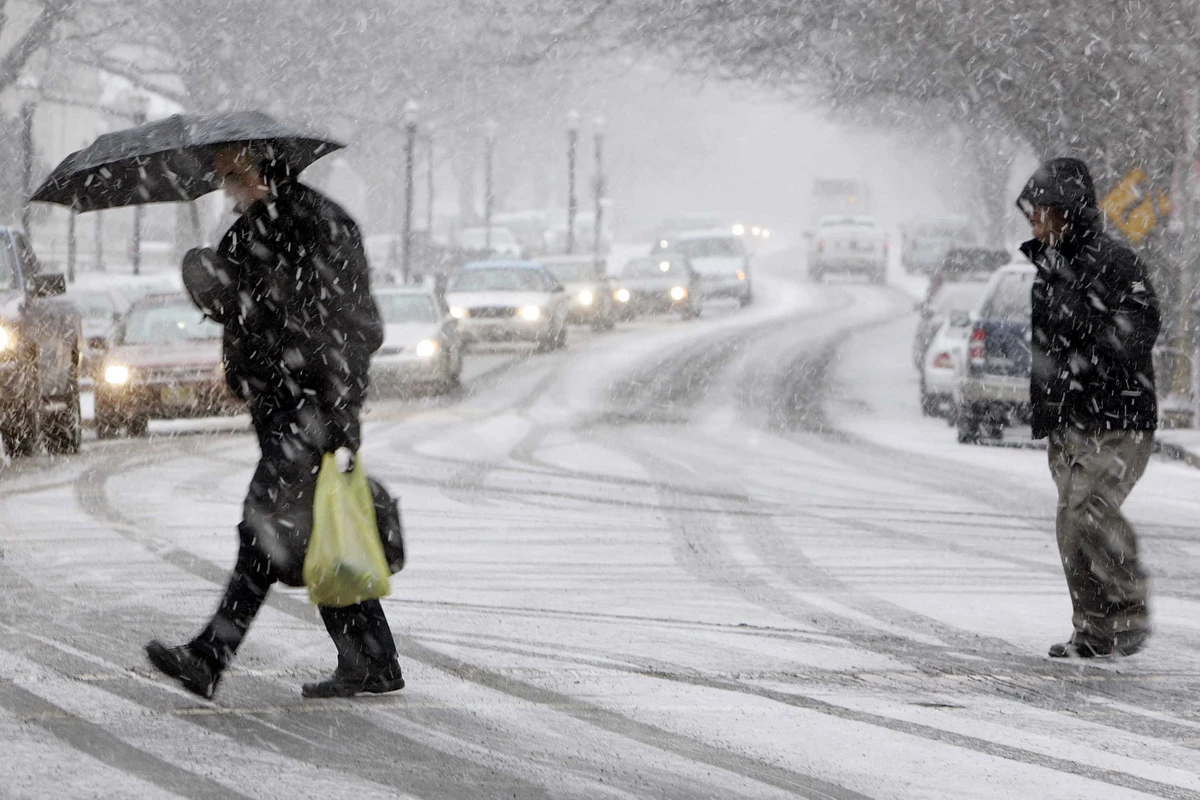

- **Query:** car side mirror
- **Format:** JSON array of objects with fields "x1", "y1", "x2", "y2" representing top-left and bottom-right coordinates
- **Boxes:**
[
  {"x1": 30, "y1": 273, "x2": 66, "y2": 298},
  {"x1": 949, "y1": 310, "x2": 971, "y2": 328}
]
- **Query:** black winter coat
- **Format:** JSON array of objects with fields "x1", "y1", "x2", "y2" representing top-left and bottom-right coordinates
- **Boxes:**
[
  {"x1": 186, "y1": 182, "x2": 383, "y2": 451},
  {"x1": 1022, "y1": 225, "x2": 1159, "y2": 439}
]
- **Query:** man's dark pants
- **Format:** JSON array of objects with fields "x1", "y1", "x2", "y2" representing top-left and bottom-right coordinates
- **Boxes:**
[
  {"x1": 1048, "y1": 428, "x2": 1153, "y2": 648},
  {"x1": 189, "y1": 408, "x2": 397, "y2": 675}
]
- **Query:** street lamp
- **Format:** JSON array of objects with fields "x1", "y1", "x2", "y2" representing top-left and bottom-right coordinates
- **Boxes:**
[
  {"x1": 16, "y1": 75, "x2": 39, "y2": 235},
  {"x1": 566, "y1": 110, "x2": 580, "y2": 254},
  {"x1": 483, "y1": 118, "x2": 497, "y2": 252},
  {"x1": 401, "y1": 99, "x2": 418, "y2": 284},
  {"x1": 129, "y1": 93, "x2": 149, "y2": 275},
  {"x1": 592, "y1": 115, "x2": 605, "y2": 267}
]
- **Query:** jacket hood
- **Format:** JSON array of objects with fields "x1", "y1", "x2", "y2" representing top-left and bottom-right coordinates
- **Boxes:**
[{"x1": 1017, "y1": 158, "x2": 1098, "y2": 216}]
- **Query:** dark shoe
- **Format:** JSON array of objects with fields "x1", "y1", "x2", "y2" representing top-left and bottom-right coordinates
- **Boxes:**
[
  {"x1": 302, "y1": 662, "x2": 405, "y2": 699},
  {"x1": 1113, "y1": 628, "x2": 1150, "y2": 657},
  {"x1": 146, "y1": 640, "x2": 221, "y2": 699},
  {"x1": 1048, "y1": 638, "x2": 1113, "y2": 659}
]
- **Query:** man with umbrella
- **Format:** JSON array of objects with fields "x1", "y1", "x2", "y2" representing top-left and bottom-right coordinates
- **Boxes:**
[{"x1": 34, "y1": 113, "x2": 403, "y2": 699}]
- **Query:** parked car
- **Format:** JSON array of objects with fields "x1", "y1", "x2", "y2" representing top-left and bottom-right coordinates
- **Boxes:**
[
  {"x1": 611, "y1": 255, "x2": 702, "y2": 321},
  {"x1": 444, "y1": 261, "x2": 569, "y2": 351},
  {"x1": 458, "y1": 227, "x2": 522, "y2": 259},
  {"x1": 539, "y1": 255, "x2": 615, "y2": 330},
  {"x1": 920, "y1": 308, "x2": 974, "y2": 418},
  {"x1": 655, "y1": 229, "x2": 752, "y2": 306},
  {"x1": 95, "y1": 293, "x2": 243, "y2": 438},
  {"x1": 68, "y1": 288, "x2": 131, "y2": 383},
  {"x1": 953, "y1": 264, "x2": 1036, "y2": 444},
  {"x1": 808, "y1": 215, "x2": 888, "y2": 284},
  {"x1": 913, "y1": 275, "x2": 992, "y2": 371},
  {"x1": 0, "y1": 228, "x2": 83, "y2": 456},
  {"x1": 370, "y1": 286, "x2": 463, "y2": 392}
]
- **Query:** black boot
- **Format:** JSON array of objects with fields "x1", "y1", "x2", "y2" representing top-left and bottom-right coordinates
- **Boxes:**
[
  {"x1": 146, "y1": 640, "x2": 221, "y2": 699},
  {"x1": 1048, "y1": 637, "x2": 1113, "y2": 659},
  {"x1": 302, "y1": 661, "x2": 405, "y2": 698}
]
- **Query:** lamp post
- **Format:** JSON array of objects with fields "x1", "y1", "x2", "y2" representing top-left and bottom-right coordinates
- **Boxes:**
[
  {"x1": 484, "y1": 118, "x2": 497, "y2": 252},
  {"x1": 425, "y1": 125, "x2": 435, "y2": 242},
  {"x1": 16, "y1": 75, "x2": 38, "y2": 236},
  {"x1": 566, "y1": 110, "x2": 580, "y2": 254},
  {"x1": 592, "y1": 115, "x2": 605, "y2": 267},
  {"x1": 401, "y1": 100, "x2": 418, "y2": 284},
  {"x1": 129, "y1": 93, "x2": 149, "y2": 275}
]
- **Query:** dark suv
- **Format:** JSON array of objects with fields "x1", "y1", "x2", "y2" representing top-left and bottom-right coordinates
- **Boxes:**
[{"x1": 954, "y1": 264, "x2": 1035, "y2": 444}]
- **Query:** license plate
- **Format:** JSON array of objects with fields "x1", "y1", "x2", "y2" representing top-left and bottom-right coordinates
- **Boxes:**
[{"x1": 161, "y1": 385, "x2": 196, "y2": 405}]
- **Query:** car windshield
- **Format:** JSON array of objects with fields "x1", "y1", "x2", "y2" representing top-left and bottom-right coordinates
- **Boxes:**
[
  {"x1": 931, "y1": 282, "x2": 988, "y2": 314},
  {"x1": 451, "y1": 268, "x2": 549, "y2": 292},
  {"x1": 982, "y1": 272, "x2": 1034, "y2": 322},
  {"x1": 673, "y1": 237, "x2": 743, "y2": 258},
  {"x1": 624, "y1": 257, "x2": 682, "y2": 278},
  {"x1": 543, "y1": 262, "x2": 598, "y2": 282},
  {"x1": 461, "y1": 228, "x2": 516, "y2": 248},
  {"x1": 122, "y1": 303, "x2": 222, "y2": 345},
  {"x1": 376, "y1": 293, "x2": 438, "y2": 324}
]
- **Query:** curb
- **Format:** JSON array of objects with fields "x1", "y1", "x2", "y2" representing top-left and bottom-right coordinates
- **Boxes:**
[{"x1": 1155, "y1": 438, "x2": 1200, "y2": 470}]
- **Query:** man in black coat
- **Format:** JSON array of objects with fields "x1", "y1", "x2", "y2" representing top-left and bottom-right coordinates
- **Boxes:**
[
  {"x1": 1018, "y1": 157, "x2": 1160, "y2": 659},
  {"x1": 145, "y1": 144, "x2": 404, "y2": 698}
]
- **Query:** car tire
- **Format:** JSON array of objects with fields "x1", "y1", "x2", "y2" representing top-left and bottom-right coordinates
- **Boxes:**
[
  {"x1": 739, "y1": 291, "x2": 754, "y2": 308},
  {"x1": 919, "y1": 378, "x2": 938, "y2": 417},
  {"x1": 955, "y1": 405, "x2": 982, "y2": 444},
  {"x1": 44, "y1": 376, "x2": 82, "y2": 455}
]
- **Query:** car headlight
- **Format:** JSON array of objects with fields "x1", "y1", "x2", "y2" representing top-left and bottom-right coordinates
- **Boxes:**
[
  {"x1": 761, "y1": 229, "x2": 771, "y2": 239},
  {"x1": 415, "y1": 339, "x2": 440, "y2": 358},
  {"x1": 732, "y1": 223, "x2": 746, "y2": 236},
  {"x1": 0, "y1": 326, "x2": 9, "y2": 352},
  {"x1": 519, "y1": 305, "x2": 542, "y2": 321},
  {"x1": 578, "y1": 290, "x2": 594, "y2": 306},
  {"x1": 614, "y1": 288, "x2": 631, "y2": 303},
  {"x1": 751, "y1": 226, "x2": 762, "y2": 236},
  {"x1": 670, "y1": 286, "x2": 688, "y2": 301},
  {"x1": 104, "y1": 364, "x2": 130, "y2": 385},
  {"x1": 450, "y1": 306, "x2": 467, "y2": 319}
]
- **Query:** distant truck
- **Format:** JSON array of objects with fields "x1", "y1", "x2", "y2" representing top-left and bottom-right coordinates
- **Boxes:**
[
  {"x1": 0, "y1": 228, "x2": 83, "y2": 456},
  {"x1": 900, "y1": 217, "x2": 978, "y2": 274}
]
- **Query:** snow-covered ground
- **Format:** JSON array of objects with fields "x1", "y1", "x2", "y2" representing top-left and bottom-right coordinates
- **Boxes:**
[{"x1": 3, "y1": 249, "x2": 1200, "y2": 799}]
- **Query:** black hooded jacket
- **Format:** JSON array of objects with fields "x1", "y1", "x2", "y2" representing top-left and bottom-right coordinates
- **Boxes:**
[
  {"x1": 1017, "y1": 158, "x2": 1160, "y2": 438},
  {"x1": 184, "y1": 181, "x2": 383, "y2": 452}
]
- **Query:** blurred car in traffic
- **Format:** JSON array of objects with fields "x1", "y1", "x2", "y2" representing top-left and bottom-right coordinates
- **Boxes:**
[
  {"x1": 953, "y1": 264, "x2": 1036, "y2": 444},
  {"x1": 458, "y1": 226, "x2": 522, "y2": 259},
  {"x1": 0, "y1": 228, "x2": 83, "y2": 456},
  {"x1": 808, "y1": 215, "x2": 888, "y2": 284},
  {"x1": 444, "y1": 261, "x2": 569, "y2": 351},
  {"x1": 611, "y1": 255, "x2": 702, "y2": 321},
  {"x1": 95, "y1": 293, "x2": 242, "y2": 438},
  {"x1": 370, "y1": 286, "x2": 463, "y2": 393},
  {"x1": 539, "y1": 255, "x2": 615, "y2": 330},
  {"x1": 67, "y1": 288, "x2": 130, "y2": 382},
  {"x1": 655, "y1": 229, "x2": 752, "y2": 307}
]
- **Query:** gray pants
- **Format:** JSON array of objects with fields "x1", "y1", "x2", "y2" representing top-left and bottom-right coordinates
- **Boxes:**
[{"x1": 1048, "y1": 429, "x2": 1153, "y2": 645}]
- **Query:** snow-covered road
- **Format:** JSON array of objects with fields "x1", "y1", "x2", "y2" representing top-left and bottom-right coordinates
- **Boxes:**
[{"x1": 3, "y1": 250, "x2": 1200, "y2": 799}]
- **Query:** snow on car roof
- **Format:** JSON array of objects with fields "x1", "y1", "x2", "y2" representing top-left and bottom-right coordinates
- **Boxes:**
[{"x1": 460, "y1": 260, "x2": 546, "y2": 270}]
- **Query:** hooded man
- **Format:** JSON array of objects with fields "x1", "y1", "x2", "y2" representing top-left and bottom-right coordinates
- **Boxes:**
[
  {"x1": 1017, "y1": 157, "x2": 1160, "y2": 659},
  {"x1": 144, "y1": 144, "x2": 405, "y2": 698}
]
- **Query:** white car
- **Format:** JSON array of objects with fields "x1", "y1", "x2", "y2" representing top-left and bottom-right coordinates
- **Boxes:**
[
  {"x1": 370, "y1": 287, "x2": 463, "y2": 392},
  {"x1": 809, "y1": 215, "x2": 888, "y2": 283},
  {"x1": 920, "y1": 310, "x2": 974, "y2": 418},
  {"x1": 656, "y1": 229, "x2": 752, "y2": 306},
  {"x1": 445, "y1": 261, "x2": 569, "y2": 351},
  {"x1": 458, "y1": 227, "x2": 522, "y2": 259}
]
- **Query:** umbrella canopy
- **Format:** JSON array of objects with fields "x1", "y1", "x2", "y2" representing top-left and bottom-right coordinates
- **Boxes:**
[{"x1": 31, "y1": 111, "x2": 343, "y2": 212}]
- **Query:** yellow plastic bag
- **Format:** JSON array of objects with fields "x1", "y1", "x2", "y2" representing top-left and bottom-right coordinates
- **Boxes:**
[{"x1": 303, "y1": 453, "x2": 391, "y2": 607}]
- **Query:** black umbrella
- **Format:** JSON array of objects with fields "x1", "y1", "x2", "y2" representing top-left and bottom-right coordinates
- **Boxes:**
[{"x1": 31, "y1": 111, "x2": 343, "y2": 213}]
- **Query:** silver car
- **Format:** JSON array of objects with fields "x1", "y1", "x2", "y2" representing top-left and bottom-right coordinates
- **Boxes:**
[
  {"x1": 445, "y1": 261, "x2": 569, "y2": 351},
  {"x1": 370, "y1": 287, "x2": 463, "y2": 393}
]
